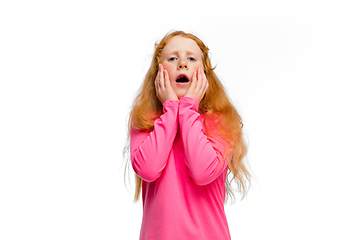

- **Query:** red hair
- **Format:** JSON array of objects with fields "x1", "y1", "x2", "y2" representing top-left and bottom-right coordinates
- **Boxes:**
[{"x1": 124, "y1": 31, "x2": 251, "y2": 203}]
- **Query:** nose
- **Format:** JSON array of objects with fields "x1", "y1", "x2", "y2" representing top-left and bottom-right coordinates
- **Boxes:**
[{"x1": 177, "y1": 59, "x2": 188, "y2": 70}]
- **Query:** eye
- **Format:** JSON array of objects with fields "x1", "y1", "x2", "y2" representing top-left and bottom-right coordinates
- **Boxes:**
[
  {"x1": 169, "y1": 57, "x2": 177, "y2": 61},
  {"x1": 188, "y1": 57, "x2": 195, "y2": 61}
]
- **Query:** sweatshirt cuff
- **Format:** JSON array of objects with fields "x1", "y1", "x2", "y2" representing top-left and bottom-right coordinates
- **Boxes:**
[
  {"x1": 179, "y1": 97, "x2": 199, "y2": 112},
  {"x1": 163, "y1": 99, "x2": 180, "y2": 109}
]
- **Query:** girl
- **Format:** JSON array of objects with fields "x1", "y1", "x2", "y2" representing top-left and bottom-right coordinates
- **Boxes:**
[{"x1": 124, "y1": 31, "x2": 251, "y2": 240}]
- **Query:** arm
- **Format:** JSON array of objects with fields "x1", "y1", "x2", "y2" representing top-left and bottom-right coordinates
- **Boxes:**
[
  {"x1": 178, "y1": 97, "x2": 230, "y2": 185},
  {"x1": 130, "y1": 100, "x2": 179, "y2": 182}
]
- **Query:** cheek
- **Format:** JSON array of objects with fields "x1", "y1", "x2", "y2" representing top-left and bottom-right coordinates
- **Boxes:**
[
  {"x1": 192, "y1": 62, "x2": 202, "y2": 70},
  {"x1": 191, "y1": 63, "x2": 203, "y2": 75},
  {"x1": 162, "y1": 64, "x2": 175, "y2": 78}
]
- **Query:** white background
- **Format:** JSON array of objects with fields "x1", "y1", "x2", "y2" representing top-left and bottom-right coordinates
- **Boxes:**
[{"x1": 1, "y1": 0, "x2": 359, "y2": 239}]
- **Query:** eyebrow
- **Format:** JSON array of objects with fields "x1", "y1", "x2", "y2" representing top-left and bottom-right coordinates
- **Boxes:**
[{"x1": 167, "y1": 50, "x2": 196, "y2": 55}]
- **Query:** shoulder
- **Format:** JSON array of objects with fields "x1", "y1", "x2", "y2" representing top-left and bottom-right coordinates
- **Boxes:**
[
  {"x1": 198, "y1": 112, "x2": 225, "y2": 139},
  {"x1": 200, "y1": 112, "x2": 222, "y2": 129}
]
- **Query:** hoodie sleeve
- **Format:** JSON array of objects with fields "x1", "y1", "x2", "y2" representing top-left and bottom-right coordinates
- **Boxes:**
[
  {"x1": 178, "y1": 97, "x2": 231, "y2": 186},
  {"x1": 130, "y1": 100, "x2": 179, "y2": 182}
]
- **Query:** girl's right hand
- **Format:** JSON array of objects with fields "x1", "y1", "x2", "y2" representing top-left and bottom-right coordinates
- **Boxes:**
[{"x1": 155, "y1": 64, "x2": 179, "y2": 104}]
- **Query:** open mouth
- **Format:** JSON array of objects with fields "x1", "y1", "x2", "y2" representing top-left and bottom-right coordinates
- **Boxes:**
[{"x1": 176, "y1": 74, "x2": 189, "y2": 83}]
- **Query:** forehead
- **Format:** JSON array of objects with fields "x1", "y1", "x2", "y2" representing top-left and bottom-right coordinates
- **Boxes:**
[{"x1": 162, "y1": 36, "x2": 202, "y2": 55}]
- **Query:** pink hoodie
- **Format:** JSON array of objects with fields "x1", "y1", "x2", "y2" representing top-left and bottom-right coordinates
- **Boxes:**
[{"x1": 131, "y1": 97, "x2": 231, "y2": 240}]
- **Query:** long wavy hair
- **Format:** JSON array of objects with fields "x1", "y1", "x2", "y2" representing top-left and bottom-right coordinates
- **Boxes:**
[{"x1": 123, "y1": 31, "x2": 251, "y2": 204}]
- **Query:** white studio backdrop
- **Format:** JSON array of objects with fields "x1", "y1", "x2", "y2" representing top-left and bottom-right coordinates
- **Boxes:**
[{"x1": 1, "y1": 0, "x2": 359, "y2": 239}]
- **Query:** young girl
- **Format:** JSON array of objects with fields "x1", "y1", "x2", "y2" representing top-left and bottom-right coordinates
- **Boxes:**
[{"x1": 124, "y1": 31, "x2": 251, "y2": 240}]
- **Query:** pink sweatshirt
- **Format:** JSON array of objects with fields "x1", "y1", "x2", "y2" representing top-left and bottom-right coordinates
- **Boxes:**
[{"x1": 131, "y1": 97, "x2": 231, "y2": 240}]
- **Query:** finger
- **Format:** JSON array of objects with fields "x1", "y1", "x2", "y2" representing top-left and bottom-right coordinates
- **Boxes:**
[
  {"x1": 155, "y1": 69, "x2": 160, "y2": 92},
  {"x1": 189, "y1": 70, "x2": 197, "y2": 91},
  {"x1": 195, "y1": 67, "x2": 203, "y2": 92},
  {"x1": 200, "y1": 69, "x2": 208, "y2": 93},
  {"x1": 159, "y1": 64, "x2": 165, "y2": 89},
  {"x1": 164, "y1": 69, "x2": 170, "y2": 87}
]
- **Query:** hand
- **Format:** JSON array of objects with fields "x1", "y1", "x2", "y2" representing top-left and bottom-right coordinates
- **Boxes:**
[
  {"x1": 184, "y1": 67, "x2": 209, "y2": 103},
  {"x1": 155, "y1": 64, "x2": 179, "y2": 104}
]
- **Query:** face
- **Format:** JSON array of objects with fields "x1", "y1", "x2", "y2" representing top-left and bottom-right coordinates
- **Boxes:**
[{"x1": 160, "y1": 36, "x2": 203, "y2": 98}]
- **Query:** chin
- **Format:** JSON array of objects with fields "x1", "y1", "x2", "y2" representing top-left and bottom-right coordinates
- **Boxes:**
[
  {"x1": 175, "y1": 90, "x2": 188, "y2": 99},
  {"x1": 176, "y1": 93, "x2": 187, "y2": 99}
]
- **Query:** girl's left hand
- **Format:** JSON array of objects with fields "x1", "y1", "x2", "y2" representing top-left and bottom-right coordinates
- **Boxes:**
[{"x1": 184, "y1": 67, "x2": 209, "y2": 103}]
